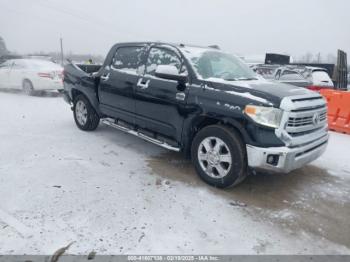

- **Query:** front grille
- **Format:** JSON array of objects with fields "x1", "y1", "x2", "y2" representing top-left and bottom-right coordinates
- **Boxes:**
[
  {"x1": 287, "y1": 127, "x2": 325, "y2": 137},
  {"x1": 281, "y1": 94, "x2": 328, "y2": 138},
  {"x1": 287, "y1": 111, "x2": 327, "y2": 128},
  {"x1": 279, "y1": 94, "x2": 328, "y2": 147}
]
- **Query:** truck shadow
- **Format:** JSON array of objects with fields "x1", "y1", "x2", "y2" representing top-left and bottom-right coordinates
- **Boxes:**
[
  {"x1": 147, "y1": 151, "x2": 337, "y2": 206},
  {"x1": 147, "y1": 151, "x2": 350, "y2": 249}
]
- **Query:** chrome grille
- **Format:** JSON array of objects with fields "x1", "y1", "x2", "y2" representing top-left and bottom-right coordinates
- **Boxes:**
[
  {"x1": 278, "y1": 94, "x2": 329, "y2": 147},
  {"x1": 287, "y1": 111, "x2": 327, "y2": 128}
]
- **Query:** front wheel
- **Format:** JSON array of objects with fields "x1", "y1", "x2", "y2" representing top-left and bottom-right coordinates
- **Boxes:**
[
  {"x1": 191, "y1": 125, "x2": 247, "y2": 188},
  {"x1": 73, "y1": 95, "x2": 100, "y2": 131},
  {"x1": 22, "y1": 80, "x2": 34, "y2": 95}
]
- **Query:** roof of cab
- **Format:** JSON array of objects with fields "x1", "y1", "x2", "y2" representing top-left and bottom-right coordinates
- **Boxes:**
[{"x1": 112, "y1": 41, "x2": 218, "y2": 50}]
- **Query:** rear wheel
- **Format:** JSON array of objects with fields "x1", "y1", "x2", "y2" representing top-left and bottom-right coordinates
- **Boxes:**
[
  {"x1": 22, "y1": 80, "x2": 34, "y2": 95},
  {"x1": 191, "y1": 125, "x2": 247, "y2": 188},
  {"x1": 73, "y1": 95, "x2": 100, "y2": 131}
]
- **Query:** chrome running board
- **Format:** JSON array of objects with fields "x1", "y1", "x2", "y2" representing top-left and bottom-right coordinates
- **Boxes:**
[{"x1": 101, "y1": 118, "x2": 180, "y2": 152}]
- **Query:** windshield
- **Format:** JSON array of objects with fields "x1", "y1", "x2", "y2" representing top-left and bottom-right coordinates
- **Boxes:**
[{"x1": 182, "y1": 47, "x2": 257, "y2": 81}]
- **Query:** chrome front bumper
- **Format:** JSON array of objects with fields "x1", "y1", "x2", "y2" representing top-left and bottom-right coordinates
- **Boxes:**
[{"x1": 246, "y1": 133, "x2": 329, "y2": 173}]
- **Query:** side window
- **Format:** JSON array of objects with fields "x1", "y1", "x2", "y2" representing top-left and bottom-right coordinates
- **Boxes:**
[
  {"x1": 12, "y1": 61, "x2": 26, "y2": 69},
  {"x1": 146, "y1": 47, "x2": 185, "y2": 76},
  {"x1": 111, "y1": 46, "x2": 144, "y2": 73}
]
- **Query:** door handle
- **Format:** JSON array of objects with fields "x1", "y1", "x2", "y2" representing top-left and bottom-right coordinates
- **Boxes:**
[
  {"x1": 137, "y1": 78, "x2": 150, "y2": 89},
  {"x1": 176, "y1": 92, "x2": 186, "y2": 101},
  {"x1": 101, "y1": 73, "x2": 110, "y2": 81}
]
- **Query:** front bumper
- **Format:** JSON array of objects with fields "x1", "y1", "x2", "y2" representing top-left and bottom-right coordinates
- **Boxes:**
[{"x1": 246, "y1": 133, "x2": 329, "y2": 173}]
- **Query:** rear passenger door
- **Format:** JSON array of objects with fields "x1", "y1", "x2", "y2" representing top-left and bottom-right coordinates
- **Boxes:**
[{"x1": 98, "y1": 45, "x2": 145, "y2": 124}]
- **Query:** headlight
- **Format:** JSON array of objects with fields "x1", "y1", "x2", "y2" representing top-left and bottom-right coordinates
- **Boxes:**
[{"x1": 244, "y1": 105, "x2": 282, "y2": 128}]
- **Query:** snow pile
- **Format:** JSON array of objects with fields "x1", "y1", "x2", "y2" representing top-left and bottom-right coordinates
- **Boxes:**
[{"x1": 0, "y1": 91, "x2": 349, "y2": 255}]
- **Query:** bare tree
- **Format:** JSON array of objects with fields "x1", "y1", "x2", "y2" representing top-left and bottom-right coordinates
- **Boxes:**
[
  {"x1": 0, "y1": 36, "x2": 9, "y2": 56},
  {"x1": 304, "y1": 52, "x2": 313, "y2": 63},
  {"x1": 326, "y1": 53, "x2": 337, "y2": 64}
]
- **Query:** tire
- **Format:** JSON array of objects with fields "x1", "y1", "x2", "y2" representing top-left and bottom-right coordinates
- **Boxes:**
[
  {"x1": 73, "y1": 94, "x2": 100, "y2": 131},
  {"x1": 191, "y1": 125, "x2": 247, "y2": 188},
  {"x1": 22, "y1": 79, "x2": 34, "y2": 95}
]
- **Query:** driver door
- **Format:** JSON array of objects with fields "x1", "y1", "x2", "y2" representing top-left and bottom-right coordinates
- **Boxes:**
[{"x1": 134, "y1": 46, "x2": 189, "y2": 142}]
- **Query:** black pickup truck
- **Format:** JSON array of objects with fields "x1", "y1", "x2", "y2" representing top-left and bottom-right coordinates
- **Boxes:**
[{"x1": 62, "y1": 42, "x2": 329, "y2": 188}]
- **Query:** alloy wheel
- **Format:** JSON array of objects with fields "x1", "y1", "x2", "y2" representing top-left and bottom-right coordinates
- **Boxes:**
[
  {"x1": 197, "y1": 136, "x2": 232, "y2": 178},
  {"x1": 75, "y1": 100, "x2": 88, "y2": 126}
]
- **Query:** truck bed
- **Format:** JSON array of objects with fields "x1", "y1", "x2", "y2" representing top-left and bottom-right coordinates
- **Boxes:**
[
  {"x1": 76, "y1": 64, "x2": 102, "y2": 74},
  {"x1": 63, "y1": 62, "x2": 101, "y2": 107}
]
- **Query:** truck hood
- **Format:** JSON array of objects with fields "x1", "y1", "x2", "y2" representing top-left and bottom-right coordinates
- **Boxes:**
[{"x1": 205, "y1": 78, "x2": 315, "y2": 107}]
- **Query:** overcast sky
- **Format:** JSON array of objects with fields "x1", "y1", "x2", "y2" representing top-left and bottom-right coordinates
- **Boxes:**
[{"x1": 0, "y1": 0, "x2": 349, "y2": 59}]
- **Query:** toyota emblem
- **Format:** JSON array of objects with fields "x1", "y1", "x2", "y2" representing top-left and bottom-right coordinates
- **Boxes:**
[{"x1": 312, "y1": 113, "x2": 320, "y2": 126}]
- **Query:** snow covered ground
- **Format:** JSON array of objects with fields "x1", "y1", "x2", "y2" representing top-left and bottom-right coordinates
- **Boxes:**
[{"x1": 0, "y1": 90, "x2": 349, "y2": 255}]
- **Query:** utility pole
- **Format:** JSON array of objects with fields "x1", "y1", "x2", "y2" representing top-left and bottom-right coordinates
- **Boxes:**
[
  {"x1": 317, "y1": 52, "x2": 321, "y2": 63},
  {"x1": 60, "y1": 37, "x2": 64, "y2": 66}
]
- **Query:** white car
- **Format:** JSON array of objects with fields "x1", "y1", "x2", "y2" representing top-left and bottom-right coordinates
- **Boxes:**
[
  {"x1": 299, "y1": 67, "x2": 334, "y2": 91},
  {"x1": 0, "y1": 58, "x2": 63, "y2": 94}
]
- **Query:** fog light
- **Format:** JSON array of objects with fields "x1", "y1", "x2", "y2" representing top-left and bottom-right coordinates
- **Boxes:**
[{"x1": 267, "y1": 154, "x2": 279, "y2": 166}]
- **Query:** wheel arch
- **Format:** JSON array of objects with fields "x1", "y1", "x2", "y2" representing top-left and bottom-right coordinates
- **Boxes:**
[
  {"x1": 182, "y1": 115, "x2": 251, "y2": 159},
  {"x1": 71, "y1": 88, "x2": 84, "y2": 102},
  {"x1": 71, "y1": 88, "x2": 102, "y2": 116},
  {"x1": 22, "y1": 78, "x2": 33, "y2": 87}
]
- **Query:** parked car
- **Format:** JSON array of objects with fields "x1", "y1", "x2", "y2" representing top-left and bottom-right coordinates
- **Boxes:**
[
  {"x1": 274, "y1": 67, "x2": 311, "y2": 88},
  {"x1": 0, "y1": 58, "x2": 63, "y2": 94},
  {"x1": 62, "y1": 42, "x2": 328, "y2": 188},
  {"x1": 298, "y1": 66, "x2": 334, "y2": 91},
  {"x1": 253, "y1": 64, "x2": 334, "y2": 91},
  {"x1": 250, "y1": 64, "x2": 279, "y2": 80}
]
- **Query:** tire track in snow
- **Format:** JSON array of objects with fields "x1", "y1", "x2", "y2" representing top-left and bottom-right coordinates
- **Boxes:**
[{"x1": 0, "y1": 208, "x2": 32, "y2": 238}]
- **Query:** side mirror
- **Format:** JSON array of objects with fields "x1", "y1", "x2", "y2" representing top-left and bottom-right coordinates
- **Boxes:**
[{"x1": 155, "y1": 65, "x2": 187, "y2": 83}]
